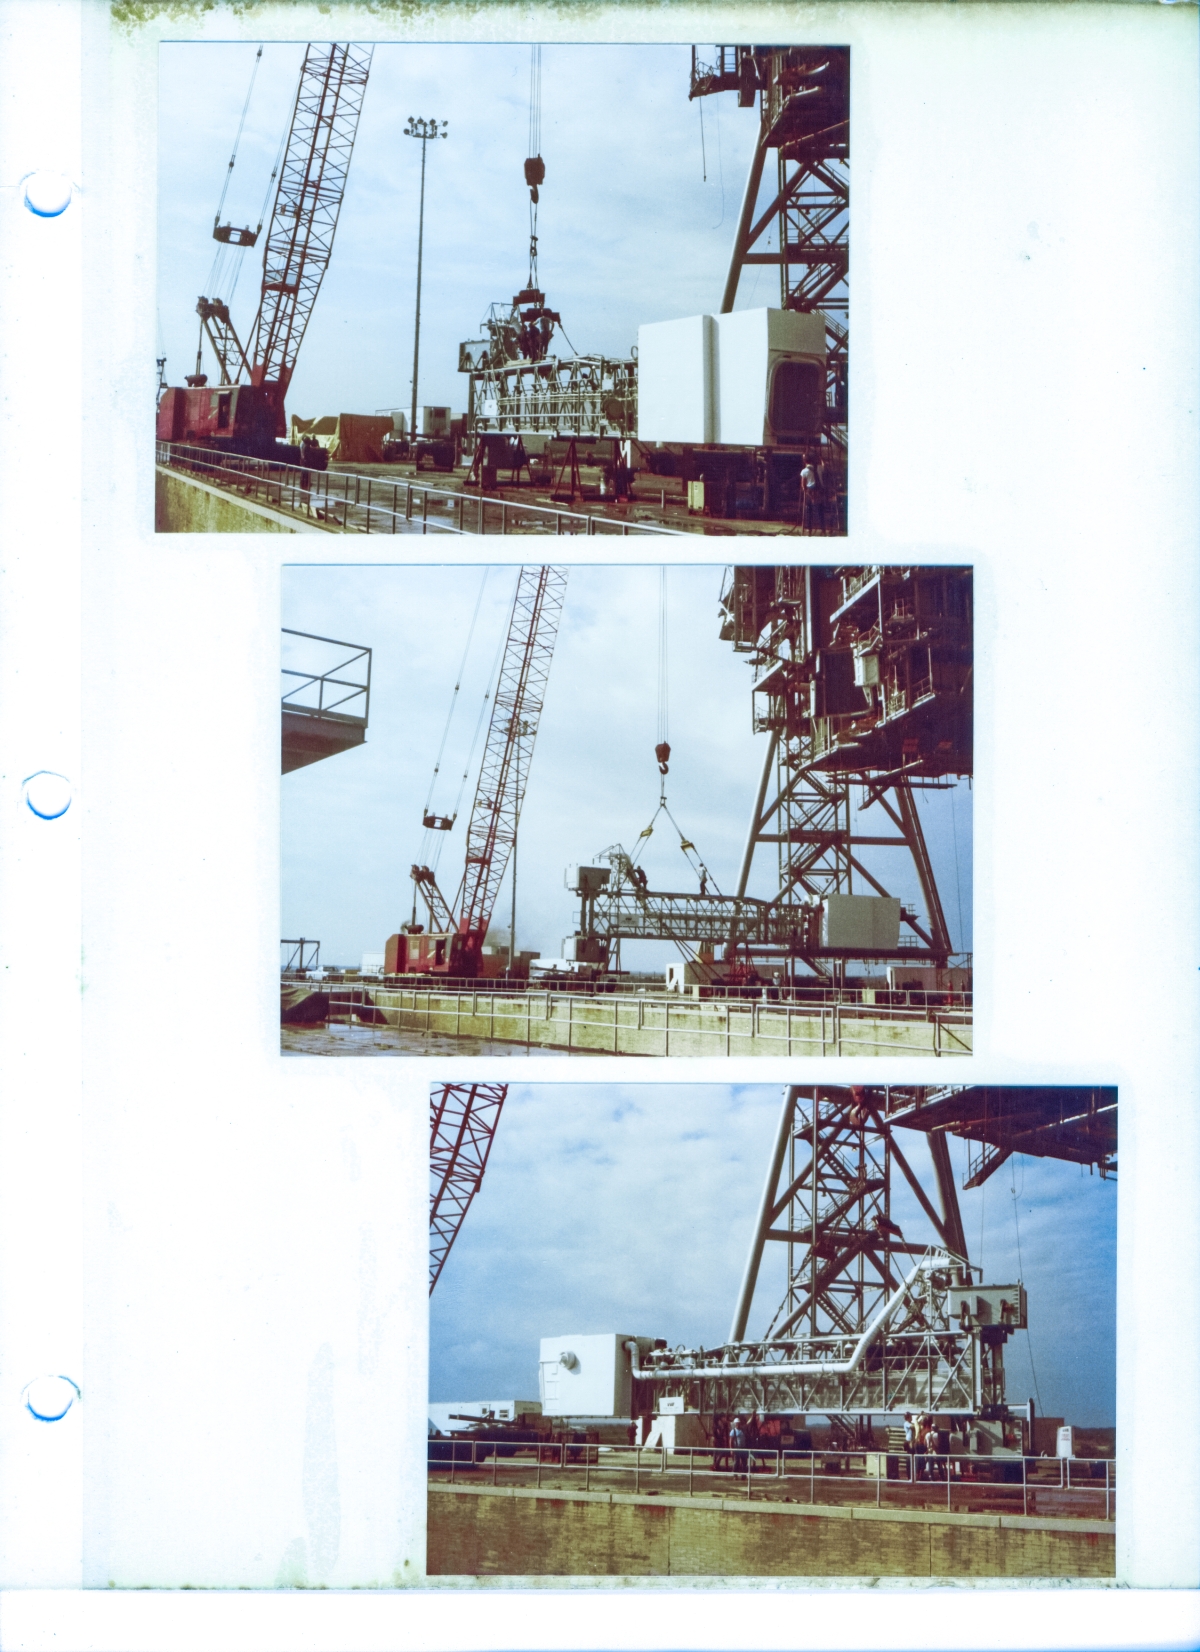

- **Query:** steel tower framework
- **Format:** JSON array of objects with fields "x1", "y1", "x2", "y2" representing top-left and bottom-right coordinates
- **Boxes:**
[
  {"x1": 724, "y1": 565, "x2": 971, "y2": 981},
  {"x1": 572, "y1": 567, "x2": 971, "y2": 982},
  {"x1": 690, "y1": 46, "x2": 849, "y2": 448},
  {"x1": 430, "y1": 1082, "x2": 509, "y2": 1292},
  {"x1": 732, "y1": 1087, "x2": 968, "y2": 1346}
]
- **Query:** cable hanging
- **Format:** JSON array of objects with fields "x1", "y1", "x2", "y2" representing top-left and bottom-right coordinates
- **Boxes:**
[
  {"x1": 214, "y1": 44, "x2": 263, "y2": 229},
  {"x1": 421, "y1": 568, "x2": 491, "y2": 830},
  {"x1": 524, "y1": 45, "x2": 545, "y2": 289},
  {"x1": 654, "y1": 565, "x2": 670, "y2": 785}
]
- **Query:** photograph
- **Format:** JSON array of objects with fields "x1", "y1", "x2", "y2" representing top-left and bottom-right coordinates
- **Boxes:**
[
  {"x1": 281, "y1": 561, "x2": 973, "y2": 1058},
  {"x1": 427, "y1": 1081, "x2": 1117, "y2": 1580},
  {"x1": 155, "y1": 42, "x2": 847, "y2": 537}
]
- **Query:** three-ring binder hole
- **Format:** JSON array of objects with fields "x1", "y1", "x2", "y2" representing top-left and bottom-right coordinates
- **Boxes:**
[
  {"x1": 23, "y1": 771, "x2": 72, "y2": 820},
  {"x1": 22, "y1": 171, "x2": 73, "y2": 218},
  {"x1": 22, "y1": 1375, "x2": 79, "y2": 1422}
]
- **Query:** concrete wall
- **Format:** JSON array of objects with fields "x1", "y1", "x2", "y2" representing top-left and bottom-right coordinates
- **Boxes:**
[
  {"x1": 155, "y1": 467, "x2": 324, "y2": 534},
  {"x1": 428, "y1": 1484, "x2": 1115, "y2": 1580},
  {"x1": 369, "y1": 986, "x2": 971, "y2": 1058}
]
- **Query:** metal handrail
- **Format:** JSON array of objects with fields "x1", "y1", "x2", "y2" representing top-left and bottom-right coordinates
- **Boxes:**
[
  {"x1": 427, "y1": 1439, "x2": 1114, "y2": 1522},
  {"x1": 281, "y1": 627, "x2": 371, "y2": 725},
  {"x1": 298, "y1": 983, "x2": 973, "y2": 1059},
  {"x1": 299, "y1": 976, "x2": 974, "y2": 1014},
  {"x1": 157, "y1": 442, "x2": 682, "y2": 537}
]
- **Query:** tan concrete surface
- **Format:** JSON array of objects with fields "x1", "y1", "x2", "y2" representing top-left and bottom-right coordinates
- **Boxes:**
[
  {"x1": 427, "y1": 1483, "x2": 1114, "y2": 1578},
  {"x1": 155, "y1": 466, "x2": 329, "y2": 534}
]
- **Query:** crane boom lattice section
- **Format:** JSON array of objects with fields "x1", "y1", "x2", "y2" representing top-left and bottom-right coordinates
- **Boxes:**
[
  {"x1": 457, "y1": 566, "x2": 568, "y2": 939},
  {"x1": 430, "y1": 1082, "x2": 508, "y2": 1292},
  {"x1": 249, "y1": 43, "x2": 373, "y2": 415}
]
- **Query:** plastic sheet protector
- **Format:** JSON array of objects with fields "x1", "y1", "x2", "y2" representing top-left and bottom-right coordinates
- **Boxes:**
[{"x1": 0, "y1": 3, "x2": 1197, "y2": 1651}]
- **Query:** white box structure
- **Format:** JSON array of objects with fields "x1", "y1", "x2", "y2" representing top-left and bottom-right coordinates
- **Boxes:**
[
  {"x1": 636, "y1": 314, "x2": 715, "y2": 444},
  {"x1": 637, "y1": 307, "x2": 826, "y2": 447},
  {"x1": 887, "y1": 964, "x2": 972, "y2": 993},
  {"x1": 538, "y1": 1332, "x2": 640, "y2": 1417},
  {"x1": 822, "y1": 893, "x2": 902, "y2": 950}
]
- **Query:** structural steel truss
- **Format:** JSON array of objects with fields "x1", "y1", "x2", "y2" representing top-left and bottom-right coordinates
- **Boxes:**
[
  {"x1": 691, "y1": 46, "x2": 849, "y2": 446},
  {"x1": 429, "y1": 1082, "x2": 509, "y2": 1292},
  {"x1": 719, "y1": 565, "x2": 972, "y2": 976},
  {"x1": 248, "y1": 43, "x2": 373, "y2": 418},
  {"x1": 630, "y1": 1246, "x2": 1012, "y2": 1421},
  {"x1": 575, "y1": 850, "x2": 943, "y2": 964},
  {"x1": 462, "y1": 352, "x2": 637, "y2": 439},
  {"x1": 456, "y1": 566, "x2": 568, "y2": 938},
  {"x1": 885, "y1": 1086, "x2": 1118, "y2": 1185},
  {"x1": 196, "y1": 297, "x2": 249, "y2": 386}
]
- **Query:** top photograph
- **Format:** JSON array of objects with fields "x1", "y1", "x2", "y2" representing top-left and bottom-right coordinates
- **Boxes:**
[{"x1": 155, "y1": 42, "x2": 849, "y2": 537}]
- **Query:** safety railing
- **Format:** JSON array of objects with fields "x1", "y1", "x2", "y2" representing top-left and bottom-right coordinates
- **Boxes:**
[
  {"x1": 313, "y1": 982, "x2": 972, "y2": 1058},
  {"x1": 317, "y1": 975, "x2": 972, "y2": 1012},
  {"x1": 157, "y1": 442, "x2": 681, "y2": 537},
  {"x1": 281, "y1": 628, "x2": 371, "y2": 725},
  {"x1": 427, "y1": 1440, "x2": 1114, "y2": 1523}
]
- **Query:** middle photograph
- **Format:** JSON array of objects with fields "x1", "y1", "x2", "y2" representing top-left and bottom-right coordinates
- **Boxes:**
[{"x1": 281, "y1": 562, "x2": 972, "y2": 1059}]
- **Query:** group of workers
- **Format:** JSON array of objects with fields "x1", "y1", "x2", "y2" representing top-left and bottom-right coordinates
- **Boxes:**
[{"x1": 903, "y1": 1411, "x2": 962, "y2": 1480}]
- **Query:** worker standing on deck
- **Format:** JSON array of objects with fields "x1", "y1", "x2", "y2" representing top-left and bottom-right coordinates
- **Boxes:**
[
  {"x1": 800, "y1": 457, "x2": 819, "y2": 533},
  {"x1": 730, "y1": 1417, "x2": 748, "y2": 1476}
]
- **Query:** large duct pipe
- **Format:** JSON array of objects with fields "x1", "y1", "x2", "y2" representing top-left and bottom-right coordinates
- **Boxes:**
[{"x1": 638, "y1": 1249, "x2": 957, "y2": 1385}]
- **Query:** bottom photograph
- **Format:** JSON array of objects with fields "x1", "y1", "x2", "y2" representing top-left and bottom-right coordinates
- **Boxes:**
[{"x1": 427, "y1": 1082, "x2": 1116, "y2": 1581}]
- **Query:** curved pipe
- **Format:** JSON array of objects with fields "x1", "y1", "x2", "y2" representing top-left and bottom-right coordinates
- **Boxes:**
[{"x1": 629, "y1": 1249, "x2": 957, "y2": 1384}]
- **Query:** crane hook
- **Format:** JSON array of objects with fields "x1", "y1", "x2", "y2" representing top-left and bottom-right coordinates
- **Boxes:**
[{"x1": 655, "y1": 741, "x2": 671, "y2": 776}]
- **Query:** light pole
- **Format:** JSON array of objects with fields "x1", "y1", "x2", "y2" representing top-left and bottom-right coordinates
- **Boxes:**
[{"x1": 404, "y1": 116, "x2": 447, "y2": 446}]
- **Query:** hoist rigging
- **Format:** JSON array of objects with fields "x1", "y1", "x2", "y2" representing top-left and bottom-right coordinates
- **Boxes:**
[
  {"x1": 420, "y1": 569, "x2": 493, "y2": 840},
  {"x1": 211, "y1": 44, "x2": 265, "y2": 248}
]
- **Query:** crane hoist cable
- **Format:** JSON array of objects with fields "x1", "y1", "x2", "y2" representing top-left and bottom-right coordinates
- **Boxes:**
[
  {"x1": 421, "y1": 568, "x2": 491, "y2": 829},
  {"x1": 419, "y1": 581, "x2": 511, "y2": 879},
  {"x1": 654, "y1": 565, "x2": 670, "y2": 784},
  {"x1": 524, "y1": 45, "x2": 545, "y2": 288},
  {"x1": 206, "y1": 44, "x2": 265, "y2": 299}
]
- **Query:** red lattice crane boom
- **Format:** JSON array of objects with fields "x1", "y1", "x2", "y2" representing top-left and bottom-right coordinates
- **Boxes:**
[
  {"x1": 391, "y1": 566, "x2": 569, "y2": 978},
  {"x1": 248, "y1": 42, "x2": 373, "y2": 434},
  {"x1": 158, "y1": 42, "x2": 372, "y2": 453},
  {"x1": 429, "y1": 1083, "x2": 509, "y2": 1293}
]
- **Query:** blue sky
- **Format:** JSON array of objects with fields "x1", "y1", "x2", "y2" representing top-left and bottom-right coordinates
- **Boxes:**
[
  {"x1": 158, "y1": 43, "x2": 765, "y2": 418},
  {"x1": 430, "y1": 1084, "x2": 1116, "y2": 1427},
  {"x1": 282, "y1": 564, "x2": 973, "y2": 970}
]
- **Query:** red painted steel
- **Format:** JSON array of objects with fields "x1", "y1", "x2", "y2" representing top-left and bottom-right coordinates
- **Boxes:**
[{"x1": 430, "y1": 1082, "x2": 509, "y2": 1292}]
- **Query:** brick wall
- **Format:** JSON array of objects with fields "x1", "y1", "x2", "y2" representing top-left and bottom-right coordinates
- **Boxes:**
[{"x1": 428, "y1": 1485, "x2": 1115, "y2": 1579}]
